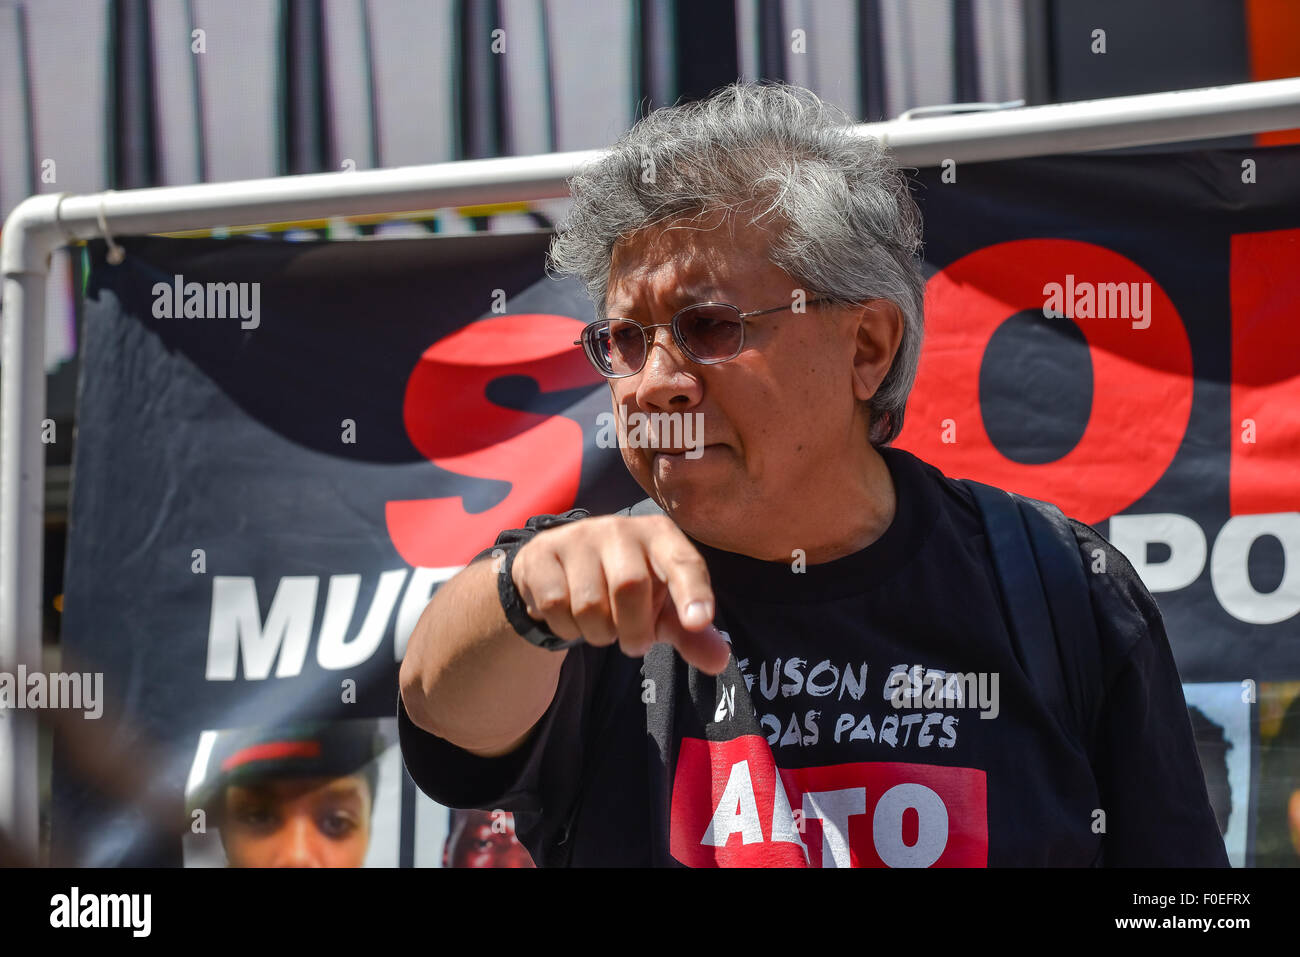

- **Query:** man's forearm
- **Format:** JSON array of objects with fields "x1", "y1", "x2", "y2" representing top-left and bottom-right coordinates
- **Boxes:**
[{"x1": 398, "y1": 557, "x2": 566, "y2": 757}]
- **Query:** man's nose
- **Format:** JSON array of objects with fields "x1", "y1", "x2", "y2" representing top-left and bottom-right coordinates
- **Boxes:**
[
  {"x1": 635, "y1": 326, "x2": 702, "y2": 410},
  {"x1": 273, "y1": 815, "x2": 322, "y2": 868}
]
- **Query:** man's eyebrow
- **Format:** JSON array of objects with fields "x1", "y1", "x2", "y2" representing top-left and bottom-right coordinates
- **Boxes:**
[
  {"x1": 316, "y1": 791, "x2": 365, "y2": 811},
  {"x1": 321, "y1": 779, "x2": 366, "y2": 798},
  {"x1": 607, "y1": 286, "x2": 726, "y2": 319}
]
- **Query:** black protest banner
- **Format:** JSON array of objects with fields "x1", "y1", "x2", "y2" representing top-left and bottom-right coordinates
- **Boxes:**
[{"x1": 55, "y1": 145, "x2": 1300, "y2": 867}]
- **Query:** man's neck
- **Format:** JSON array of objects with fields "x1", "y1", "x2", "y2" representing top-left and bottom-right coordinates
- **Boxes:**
[{"x1": 692, "y1": 444, "x2": 898, "y2": 564}]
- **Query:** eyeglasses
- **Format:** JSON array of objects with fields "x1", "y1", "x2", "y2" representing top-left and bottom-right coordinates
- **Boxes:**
[{"x1": 574, "y1": 298, "x2": 834, "y2": 378}]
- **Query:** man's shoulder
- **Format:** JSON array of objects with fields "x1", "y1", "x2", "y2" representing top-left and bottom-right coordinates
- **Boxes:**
[
  {"x1": 1007, "y1": 499, "x2": 1164, "y2": 683},
  {"x1": 1063, "y1": 517, "x2": 1163, "y2": 654},
  {"x1": 891, "y1": 447, "x2": 1162, "y2": 658},
  {"x1": 888, "y1": 447, "x2": 1141, "y2": 585}
]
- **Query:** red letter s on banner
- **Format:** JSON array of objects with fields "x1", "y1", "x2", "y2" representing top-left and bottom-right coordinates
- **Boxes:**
[{"x1": 387, "y1": 313, "x2": 599, "y2": 566}]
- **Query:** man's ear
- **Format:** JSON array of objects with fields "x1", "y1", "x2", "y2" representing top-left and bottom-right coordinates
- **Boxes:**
[{"x1": 851, "y1": 299, "x2": 904, "y2": 402}]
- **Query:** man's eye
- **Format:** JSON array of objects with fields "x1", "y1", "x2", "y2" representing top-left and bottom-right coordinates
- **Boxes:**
[
  {"x1": 234, "y1": 807, "x2": 277, "y2": 831},
  {"x1": 611, "y1": 326, "x2": 642, "y2": 346},
  {"x1": 318, "y1": 810, "x2": 358, "y2": 839},
  {"x1": 691, "y1": 313, "x2": 737, "y2": 334}
]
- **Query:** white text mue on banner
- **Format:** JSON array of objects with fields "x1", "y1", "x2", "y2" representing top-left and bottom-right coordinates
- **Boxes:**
[{"x1": 205, "y1": 566, "x2": 461, "y2": 679}]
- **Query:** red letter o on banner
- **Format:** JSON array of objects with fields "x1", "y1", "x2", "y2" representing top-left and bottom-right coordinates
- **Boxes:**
[{"x1": 895, "y1": 239, "x2": 1193, "y2": 523}]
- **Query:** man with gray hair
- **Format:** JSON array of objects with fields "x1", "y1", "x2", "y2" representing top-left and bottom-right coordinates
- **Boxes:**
[{"x1": 398, "y1": 82, "x2": 1227, "y2": 868}]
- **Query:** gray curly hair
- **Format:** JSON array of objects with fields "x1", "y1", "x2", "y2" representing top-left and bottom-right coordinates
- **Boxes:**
[{"x1": 547, "y1": 80, "x2": 926, "y2": 446}]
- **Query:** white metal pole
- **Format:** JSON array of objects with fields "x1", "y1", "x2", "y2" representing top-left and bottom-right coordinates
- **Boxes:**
[
  {"x1": 4, "y1": 76, "x2": 1300, "y2": 858},
  {"x1": 0, "y1": 209, "x2": 54, "y2": 862},
  {"x1": 27, "y1": 76, "x2": 1300, "y2": 247},
  {"x1": 875, "y1": 76, "x2": 1300, "y2": 164}
]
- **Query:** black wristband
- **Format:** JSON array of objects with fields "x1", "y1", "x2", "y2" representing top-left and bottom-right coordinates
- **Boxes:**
[{"x1": 496, "y1": 543, "x2": 585, "y2": 651}]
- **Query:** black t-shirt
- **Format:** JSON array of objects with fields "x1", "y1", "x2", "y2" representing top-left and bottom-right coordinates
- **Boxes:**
[{"x1": 398, "y1": 446, "x2": 1229, "y2": 867}]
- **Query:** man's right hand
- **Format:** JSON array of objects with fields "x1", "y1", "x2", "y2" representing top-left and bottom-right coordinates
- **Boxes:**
[{"x1": 507, "y1": 514, "x2": 731, "y2": 675}]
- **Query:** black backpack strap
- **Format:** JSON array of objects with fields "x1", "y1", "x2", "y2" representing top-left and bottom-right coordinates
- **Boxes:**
[
  {"x1": 1015, "y1": 495, "x2": 1103, "y2": 763},
  {"x1": 964, "y1": 480, "x2": 1073, "y2": 741},
  {"x1": 965, "y1": 481, "x2": 1104, "y2": 762}
]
